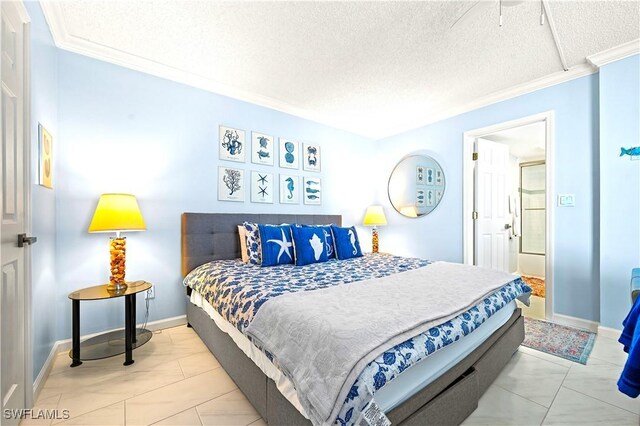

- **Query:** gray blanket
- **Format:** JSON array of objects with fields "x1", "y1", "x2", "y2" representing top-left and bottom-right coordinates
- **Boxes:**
[{"x1": 246, "y1": 261, "x2": 521, "y2": 426}]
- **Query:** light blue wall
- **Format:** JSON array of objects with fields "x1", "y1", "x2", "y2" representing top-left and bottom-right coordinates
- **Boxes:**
[
  {"x1": 374, "y1": 75, "x2": 600, "y2": 322},
  {"x1": 599, "y1": 54, "x2": 640, "y2": 329},
  {"x1": 24, "y1": 1, "x2": 58, "y2": 380},
  {"x1": 55, "y1": 51, "x2": 374, "y2": 339}
]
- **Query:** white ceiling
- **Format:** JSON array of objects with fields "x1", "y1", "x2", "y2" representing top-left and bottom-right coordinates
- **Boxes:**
[
  {"x1": 484, "y1": 121, "x2": 546, "y2": 159},
  {"x1": 42, "y1": 0, "x2": 640, "y2": 138}
]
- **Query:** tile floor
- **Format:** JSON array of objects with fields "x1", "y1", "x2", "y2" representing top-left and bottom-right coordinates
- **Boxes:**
[{"x1": 25, "y1": 324, "x2": 638, "y2": 426}]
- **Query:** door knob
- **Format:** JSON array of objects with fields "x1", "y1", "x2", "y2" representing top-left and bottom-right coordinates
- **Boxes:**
[
  {"x1": 18, "y1": 233, "x2": 38, "y2": 247},
  {"x1": 504, "y1": 224, "x2": 512, "y2": 230}
]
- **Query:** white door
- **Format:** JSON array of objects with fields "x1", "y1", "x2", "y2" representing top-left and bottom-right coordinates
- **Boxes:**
[
  {"x1": 1, "y1": 1, "x2": 29, "y2": 422},
  {"x1": 474, "y1": 138, "x2": 510, "y2": 272}
]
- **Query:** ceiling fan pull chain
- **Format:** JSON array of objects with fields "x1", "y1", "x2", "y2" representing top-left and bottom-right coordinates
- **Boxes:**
[
  {"x1": 499, "y1": 0, "x2": 503, "y2": 27},
  {"x1": 540, "y1": 0, "x2": 545, "y2": 25}
]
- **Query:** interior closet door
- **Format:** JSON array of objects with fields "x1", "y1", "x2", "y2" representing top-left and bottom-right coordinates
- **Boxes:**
[
  {"x1": 1, "y1": 1, "x2": 29, "y2": 422},
  {"x1": 474, "y1": 138, "x2": 510, "y2": 272}
]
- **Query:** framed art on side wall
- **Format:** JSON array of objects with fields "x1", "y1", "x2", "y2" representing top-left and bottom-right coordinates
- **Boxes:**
[
  {"x1": 219, "y1": 126, "x2": 246, "y2": 162},
  {"x1": 218, "y1": 167, "x2": 245, "y2": 202},
  {"x1": 38, "y1": 123, "x2": 53, "y2": 189},
  {"x1": 303, "y1": 143, "x2": 321, "y2": 172},
  {"x1": 251, "y1": 132, "x2": 274, "y2": 166},
  {"x1": 251, "y1": 171, "x2": 274, "y2": 203},
  {"x1": 279, "y1": 139, "x2": 299, "y2": 169},
  {"x1": 303, "y1": 177, "x2": 321, "y2": 205},
  {"x1": 279, "y1": 174, "x2": 300, "y2": 204}
]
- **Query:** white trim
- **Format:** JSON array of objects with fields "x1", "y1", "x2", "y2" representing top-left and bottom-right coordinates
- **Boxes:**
[
  {"x1": 597, "y1": 325, "x2": 622, "y2": 340},
  {"x1": 22, "y1": 12, "x2": 34, "y2": 409},
  {"x1": 551, "y1": 313, "x2": 599, "y2": 333},
  {"x1": 587, "y1": 39, "x2": 640, "y2": 68},
  {"x1": 32, "y1": 315, "x2": 187, "y2": 397},
  {"x1": 33, "y1": 341, "x2": 59, "y2": 402},
  {"x1": 38, "y1": 0, "x2": 601, "y2": 140},
  {"x1": 463, "y1": 112, "x2": 555, "y2": 321},
  {"x1": 542, "y1": 0, "x2": 568, "y2": 71},
  {"x1": 50, "y1": 315, "x2": 187, "y2": 354}
]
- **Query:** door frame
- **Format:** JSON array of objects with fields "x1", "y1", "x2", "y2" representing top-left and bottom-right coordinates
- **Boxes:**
[
  {"x1": 462, "y1": 111, "x2": 555, "y2": 320},
  {"x1": 0, "y1": 0, "x2": 34, "y2": 408}
]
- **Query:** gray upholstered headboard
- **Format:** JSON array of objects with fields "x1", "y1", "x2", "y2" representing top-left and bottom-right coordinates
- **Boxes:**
[{"x1": 181, "y1": 213, "x2": 342, "y2": 276}]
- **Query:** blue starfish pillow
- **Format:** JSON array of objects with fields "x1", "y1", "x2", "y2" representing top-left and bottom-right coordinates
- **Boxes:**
[
  {"x1": 301, "y1": 224, "x2": 336, "y2": 259},
  {"x1": 331, "y1": 225, "x2": 363, "y2": 260},
  {"x1": 291, "y1": 226, "x2": 329, "y2": 266},
  {"x1": 259, "y1": 224, "x2": 294, "y2": 267}
]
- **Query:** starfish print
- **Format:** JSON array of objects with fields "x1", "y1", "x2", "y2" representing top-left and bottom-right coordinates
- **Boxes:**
[
  {"x1": 267, "y1": 229, "x2": 293, "y2": 262},
  {"x1": 257, "y1": 174, "x2": 268, "y2": 185},
  {"x1": 258, "y1": 186, "x2": 268, "y2": 197}
]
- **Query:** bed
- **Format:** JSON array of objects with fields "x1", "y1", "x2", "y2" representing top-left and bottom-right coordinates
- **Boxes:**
[{"x1": 182, "y1": 213, "x2": 527, "y2": 425}]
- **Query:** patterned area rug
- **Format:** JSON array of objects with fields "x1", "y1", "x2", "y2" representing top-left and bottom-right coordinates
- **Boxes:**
[
  {"x1": 522, "y1": 275, "x2": 545, "y2": 298},
  {"x1": 522, "y1": 318, "x2": 596, "y2": 364}
]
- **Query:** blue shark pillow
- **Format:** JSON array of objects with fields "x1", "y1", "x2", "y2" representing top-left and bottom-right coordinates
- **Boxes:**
[
  {"x1": 331, "y1": 225, "x2": 363, "y2": 260},
  {"x1": 301, "y1": 224, "x2": 336, "y2": 259},
  {"x1": 259, "y1": 224, "x2": 294, "y2": 267},
  {"x1": 242, "y1": 222, "x2": 262, "y2": 265},
  {"x1": 291, "y1": 226, "x2": 329, "y2": 266}
]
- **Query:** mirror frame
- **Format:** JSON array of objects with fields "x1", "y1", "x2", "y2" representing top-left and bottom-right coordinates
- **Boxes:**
[{"x1": 387, "y1": 154, "x2": 446, "y2": 218}]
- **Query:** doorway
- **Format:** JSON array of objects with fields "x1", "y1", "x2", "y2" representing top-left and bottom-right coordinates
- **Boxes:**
[{"x1": 462, "y1": 112, "x2": 554, "y2": 321}]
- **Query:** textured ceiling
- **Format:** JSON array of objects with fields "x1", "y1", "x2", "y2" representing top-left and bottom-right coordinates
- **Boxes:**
[{"x1": 47, "y1": 0, "x2": 640, "y2": 138}]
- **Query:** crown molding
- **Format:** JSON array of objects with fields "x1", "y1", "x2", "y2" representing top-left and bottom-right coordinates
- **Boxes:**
[
  {"x1": 587, "y1": 38, "x2": 640, "y2": 68},
  {"x1": 38, "y1": 0, "x2": 616, "y2": 140}
]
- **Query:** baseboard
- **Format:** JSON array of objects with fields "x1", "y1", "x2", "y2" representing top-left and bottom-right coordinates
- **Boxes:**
[
  {"x1": 33, "y1": 340, "x2": 64, "y2": 402},
  {"x1": 597, "y1": 325, "x2": 622, "y2": 340},
  {"x1": 550, "y1": 313, "x2": 599, "y2": 332},
  {"x1": 32, "y1": 314, "x2": 187, "y2": 398}
]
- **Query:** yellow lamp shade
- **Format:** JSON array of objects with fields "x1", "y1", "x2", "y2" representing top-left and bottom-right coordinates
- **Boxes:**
[
  {"x1": 88, "y1": 194, "x2": 146, "y2": 233},
  {"x1": 363, "y1": 205, "x2": 388, "y2": 226}
]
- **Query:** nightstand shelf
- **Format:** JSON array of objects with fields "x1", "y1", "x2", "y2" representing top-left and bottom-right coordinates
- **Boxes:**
[{"x1": 68, "y1": 280, "x2": 153, "y2": 367}]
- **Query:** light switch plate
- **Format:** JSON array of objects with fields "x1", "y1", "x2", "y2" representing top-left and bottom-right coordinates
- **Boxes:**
[{"x1": 558, "y1": 194, "x2": 575, "y2": 207}]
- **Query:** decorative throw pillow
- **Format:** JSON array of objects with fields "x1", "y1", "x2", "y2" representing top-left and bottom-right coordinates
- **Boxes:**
[
  {"x1": 237, "y1": 225, "x2": 249, "y2": 263},
  {"x1": 331, "y1": 225, "x2": 363, "y2": 260},
  {"x1": 301, "y1": 224, "x2": 336, "y2": 259},
  {"x1": 291, "y1": 226, "x2": 329, "y2": 266},
  {"x1": 243, "y1": 222, "x2": 262, "y2": 265},
  {"x1": 259, "y1": 224, "x2": 294, "y2": 267}
]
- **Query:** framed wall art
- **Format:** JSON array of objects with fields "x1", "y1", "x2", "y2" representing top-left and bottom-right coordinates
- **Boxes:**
[
  {"x1": 38, "y1": 124, "x2": 53, "y2": 189},
  {"x1": 218, "y1": 167, "x2": 245, "y2": 202},
  {"x1": 251, "y1": 171, "x2": 274, "y2": 203},
  {"x1": 279, "y1": 138, "x2": 299, "y2": 169},
  {"x1": 251, "y1": 132, "x2": 274, "y2": 166},
  {"x1": 302, "y1": 143, "x2": 321, "y2": 172},
  {"x1": 279, "y1": 174, "x2": 300, "y2": 204},
  {"x1": 219, "y1": 125, "x2": 246, "y2": 163},
  {"x1": 303, "y1": 177, "x2": 321, "y2": 205}
]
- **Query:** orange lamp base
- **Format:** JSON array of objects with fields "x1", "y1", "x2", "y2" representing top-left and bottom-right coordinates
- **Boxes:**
[
  {"x1": 371, "y1": 228, "x2": 379, "y2": 254},
  {"x1": 107, "y1": 237, "x2": 127, "y2": 292}
]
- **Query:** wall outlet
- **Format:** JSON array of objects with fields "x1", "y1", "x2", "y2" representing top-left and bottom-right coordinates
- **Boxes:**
[
  {"x1": 145, "y1": 287, "x2": 155, "y2": 300},
  {"x1": 558, "y1": 194, "x2": 576, "y2": 207}
]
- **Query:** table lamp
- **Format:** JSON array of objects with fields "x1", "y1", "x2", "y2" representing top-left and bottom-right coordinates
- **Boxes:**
[
  {"x1": 363, "y1": 205, "x2": 387, "y2": 253},
  {"x1": 88, "y1": 194, "x2": 146, "y2": 292}
]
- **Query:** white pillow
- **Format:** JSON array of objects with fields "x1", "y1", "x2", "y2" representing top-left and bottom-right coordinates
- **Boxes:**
[{"x1": 238, "y1": 225, "x2": 249, "y2": 263}]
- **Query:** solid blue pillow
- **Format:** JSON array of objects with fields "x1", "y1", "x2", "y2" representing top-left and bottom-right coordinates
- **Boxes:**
[
  {"x1": 291, "y1": 226, "x2": 329, "y2": 266},
  {"x1": 301, "y1": 224, "x2": 336, "y2": 259},
  {"x1": 259, "y1": 224, "x2": 294, "y2": 267},
  {"x1": 330, "y1": 225, "x2": 363, "y2": 260}
]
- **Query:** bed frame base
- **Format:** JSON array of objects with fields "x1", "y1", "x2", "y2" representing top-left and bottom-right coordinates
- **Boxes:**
[{"x1": 187, "y1": 300, "x2": 524, "y2": 426}]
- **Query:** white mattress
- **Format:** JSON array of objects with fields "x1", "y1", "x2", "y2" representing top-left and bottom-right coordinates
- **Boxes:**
[{"x1": 190, "y1": 291, "x2": 516, "y2": 418}]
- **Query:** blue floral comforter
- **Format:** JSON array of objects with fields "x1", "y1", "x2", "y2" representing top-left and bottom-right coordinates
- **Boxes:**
[{"x1": 184, "y1": 254, "x2": 530, "y2": 426}]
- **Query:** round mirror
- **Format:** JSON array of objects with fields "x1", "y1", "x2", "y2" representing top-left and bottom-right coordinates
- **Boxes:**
[{"x1": 388, "y1": 154, "x2": 446, "y2": 218}]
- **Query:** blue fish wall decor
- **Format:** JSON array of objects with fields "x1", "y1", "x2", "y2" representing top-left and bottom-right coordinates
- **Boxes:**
[{"x1": 620, "y1": 146, "x2": 640, "y2": 157}]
